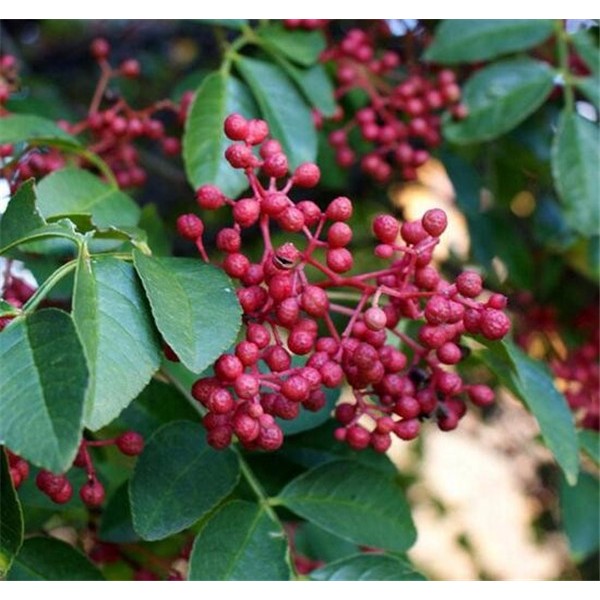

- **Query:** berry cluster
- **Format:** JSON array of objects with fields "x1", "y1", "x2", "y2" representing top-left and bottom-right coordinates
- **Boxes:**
[
  {"x1": 320, "y1": 25, "x2": 466, "y2": 182},
  {"x1": 29, "y1": 431, "x2": 144, "y2": 507},
  {"x1": 178, "y1": 113, "x2": 510, "y2": 453},
  {"x1": 0, "y1": 43, "x2": 188, "y2": 189}
]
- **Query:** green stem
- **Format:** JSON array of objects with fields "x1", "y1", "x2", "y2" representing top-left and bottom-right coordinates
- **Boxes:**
[
  {"x1": 22, "y1": 259, "x2": 78, "y2": 314},
  {"x1": 555, "y1": 19, "x2": 575, "y2": 113},
  {"x1": 221, "y1": 25, "x2": 258, "y2": 74}
]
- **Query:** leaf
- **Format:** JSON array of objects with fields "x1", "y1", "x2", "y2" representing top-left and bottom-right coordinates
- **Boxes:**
[
  {"x1": 133, "y1": 252, "x2": 241, "y2": 374},
  {"x1": 278, "y1": 386, "x2": 339, "y2": 435},
  {"x1": 98, "y1": 482, "x2": 138, "y2": 544},
  {"x1": 479, "y1": 339, "x2": 579, "y2": 484},
  {"x1": 579, "y1": 430, "x2": 599, "y2": 465},
  {"x1": 575, "y1": 76, "x2": 600, "y2": 109},
  {"x1": 235, "y1": 56, "x2": 317, "y2": 168},
  {"x1": 260, "y1": 23, "x2": 326, "y2": 66},
  {"x1": 571, "y1": 29, "x2": 599, "y2": 76},
  {"x1": 199, "y1": 19, "x2": 248, "y2": 29},
  {"x1": 188, "y1": 500, "x2": 290, "y2": 580},
  {"x1": 274, "y1": 59, "x2": 337, "y2": 117},
  {"x1": 443, "y1": 58, "x2": 555, "y2": 144},
  {"x1": 0, "y1": 180, "x2": 46, "y2": 249},
  {"x1": 7, "y1": 537, "x2": 103, "y2": 581},
  {"x1": 118, "y1": 379, "x2": 199, "y2": 438},
  {"x1": 72, "y1": 254, "x2": 160, "y2": 431},
  {"x1": 183, "y1": 71, "x2": 257, "y2": 197},
  {"x1": 138, "y1": 204, "x2": 170, "y2": 256},
  {"x1": 0, "y1": 114, "x2": 80, "y2": 146},
  {"x1": 559, "y1": 471, "x2": 600, "y2": 559},
  {"x1": 277, "y1": 460, "x2": 416, "y2": 552},
  {"x1": 130, "y1": 421, "x2": 240, "y2": 541},
  {"x1": 0, "y1": 309, "x2": 88, "y2": 472},
  {"x1": 311, "y1": 553, "x2": 426, "y2": 581},
  {"x1": 294, "y1": 521, "x2": 359, "y2": 563},
  {"x1": 36, "y1": 168, "x2": 140, "y2": 229},
  {"x1": 425, "y1": 20, "x2": 554, "y2": 63},
  {"x1": 551, "y1": 111, "x2": 599, "y2": 238},
  {"x1": 0, "y1": 448, "x2": 24, "y2": 577}
]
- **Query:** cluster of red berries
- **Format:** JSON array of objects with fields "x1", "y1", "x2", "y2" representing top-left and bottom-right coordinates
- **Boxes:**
[
  {"x1": 0, "y1": 53, "x2": 18, "y2": 110},
  {"x1": 319, "y1": 26, "x2": 466, "y2": 182},
  {"x1": 177, "y1": 113, "x2": 510, "y2": 453},
  {"x1": 10, "y1": 431, "x2": 144, "y2": 508},
  {"x1": 0, "y1": 43, "x2": 188, "y2": 189},
  {"x1": 552, "y1": 307, "x2": 599, "y2": 431}
]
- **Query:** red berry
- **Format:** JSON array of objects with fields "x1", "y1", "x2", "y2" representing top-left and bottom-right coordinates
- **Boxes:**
[
  {"x1": 372, "y1": 214, "x2": 399, "y2": 244},
  {"x1": 51, "y1": 480, "x2": 74, "y2": 504},
  {"x1": 120, "y1": 59, "x2": 141, "y2": 78},
  {"x1": 468, "y1": 385, "x2": 495, "y2": 407},
  {"x1": 177, "y1": 214, "x2": 204, "y2": 240},
  {"x1": 224, "y1": 113, "x2": 249, "y2": 141},
  {"x1": 262, "y1": 192, "x2": 289, "y2": 217},
  {"x1": 421, "y1": 208, "x2": 448, "y2": 237},
  {"x1": 326, "y1": 197, "x2": 353, "y2": 221},
  {"x1": 196, "y1": 185, "x2": 225, "y2": 210},
  {"x1": 246, "y1": 119, "x2": 269, "y2": 145},
  {"x1": 281, "y1": 375, "x2": 310, "y2": 402},
  {"x1": 233, "y1": 199, "x2": 260, "y2": 227},
  {"x1": 278, "y1": 207, "x2": 305, "y2": 232},
  {"x1": 215, "y1": 354, "x2": 244, "y2": 381},
  {"x1": 364, "y1": 307, "x2": 387, "y2": 331},
  {"x1": 90, "y1": 38, "x2": 110, "y2": 60},
  {"x1": 80, "y1": 479, "x2": 106, "y2": 507},
  {"x1": 346, "y1": 425, "x2": 371, "y2": 449},
  {"x1": 116, "y1": 431, "x2": 145, "y2": 456},
  {"x1": 456, "y1": 271, "x2": 483, "y2": 298},
  {"x1": 234, "y1": 374, "x2": 260, "y2": 399},
  {"x1": 481, "y1": 309, "x2": 511, "y2": 340},
  {"x1": 301, "y1": 286, "x2": 329, "y2": 317},
  {"x1": 216, "y1": 228, "x2": 242, "y2": 253},
  {"x1": 326, "y1": 248, "x2": 353, "y2": 273},
  {"x1": 293, "y1": 163, "x2": 320, "y2": 187},
  {"x1": 262, "y1": 152, "x2": 289, "y2": 178},
  {"x1": 327, "y1": 222, "x2": 353, "y2": 248},
  {"x1": 394, "y1": 419, "x2": 420, "y2": 441},
  {"x1": 225, "y1": 144, "x2": 256, "y2": 169}
]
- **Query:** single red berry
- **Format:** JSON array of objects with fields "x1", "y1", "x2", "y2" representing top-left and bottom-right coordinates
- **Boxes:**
[
  {"x1": 278, "y1": 207, "x2": 305, "y2": 232},
  {"x1": 288, "y1": 329, "x2": 315, "y2": 355},
  {"x1": 456, "y1": 271, "x2": 483, "y2": 298},
  {"x1": 216, "y1": 228, "x2": 242, "y2": 253},
  {"x1": 372, "y1": 214, "x2": 399, "y2": 244},
  {"x1": 400, "y1": 220, "x2": 428, "y2": 245},
  {"x1": 196, "y1": 185, "x2": 225, "y2": 210},
  {"x1": 264, "y1": 345, "x2": 292, "y2": 372},
  {"x1": 225, "y1": 144, "x2": 256, "y2": 169},
  {"x1": 346, "y1": 425, "x2": 371, "y2": 449},
  {"x1": 262, "y1": 152, "x2": 289, "y2": 178},
  {"x1": 192, "y1": 377, "x2": 219, "y2": 405},
  {"x1": 246, "y1": 323, "x2": 270, "y2": 348},
  {"x1": 51, "y1": 480, "x2": 73, "y2": 504},
  {"x1": 364, "y1": 307, "x2": 387, "y2": 331},
  {"x1": 116, "y1": 431, "x2": 145, "y2": 456},
  {"x1": 281, "y1": 375, "x2": 310, "y2": 402},
  {"x1": 120, "y1": 59, "x2": 141, "y2": 78},
  {"x1": 234, "y1": 374, "x2": 260, "y2": 399},
  {"x1": 215, "y1": 354, "x2": 244, "y2": 381},
  {"x1": 327, "y1": 222, "x2": 353, "y2": 248},
  {"x1": 233, "y1": 198, "x2": 261, "y2": 227},
  {"x1": 207, "y1": 426, "x2": 233, "y2": 450},
  {"x1": 480, "y1": 309, "x2": 511, "y2": 340},
  {"x1": 259, "y1": 139, "x2": 283, "y2": 158},
  {"x1": 292, "y1": 163, "x2": 320, "y2": 188},
  {"x1": 235, "y1": 341, "x2": 260, "y2": 366},
  {"x1": 468, "y1": 385, "x2": 495, "y2": 407},
  {"x1": 326, "y1": 248, "x2": 353, "y2": 273},
  {"x1": 297, "y1": 201, "x2": 322, "y2": 227},
  {"x1": 394, "y1": 418, "x2": 420, "y2": 441},
  {"x1": 421, "y1": 208, "x2": 448, "y2": 237},
  {"x1": 326, "y1": 197, "x2": 353, "y2": 221},
  {"x1": 223, "y1": 253, "x2": 250, "y2": 279},
  {"x1": 80, "y1": 479, "x2": 106, "y2": 507},
  {"x1": 257, "y1": 425, "x2": 284, "y2": 451},
  {"x1": 437, "y1": 342, "x2": 462, "y2": 365},
  {"x1": 371, "y1": 432, "x2": 392, "y2": 453},
  {"x1": 246, "y1": 119, "x2": 269, "y2": 145},
  {"x1": 262, "y1": 192, "x2": 289, "y2": 217},
  {"x1": 301, "y1": 285, "x2": 329, "y2": 317},
  {"x1": 90, "y1": 37, "x2": 110, "y2": 60},
  {"x1": 424, "y1": 296, "x2": 451, "y2": 325},
  {"x1": 224, "y1": 113, "x2": 249, "y2": 141},
  {"x1": 176, "y1": 214, "x2": 204, "y2": 240},
  {"x1": 208, "y1": 388, "x2": 235, "y2": 414}
]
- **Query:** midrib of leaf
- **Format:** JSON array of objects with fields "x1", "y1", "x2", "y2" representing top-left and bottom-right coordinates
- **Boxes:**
[{"x1": 221, "y1": 507, "x2": 263, "y2": 580}]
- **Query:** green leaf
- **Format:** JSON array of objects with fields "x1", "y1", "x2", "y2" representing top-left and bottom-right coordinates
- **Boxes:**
[
  {"x1": 277, "y1": 460, "x2": 416, "y2": 552},
  {"x1": 0, "y1": 180, "x2": 46, "y2": 250},
  {"x1": 443, "y1": 58, "x2": 555, "y2": 144},
  {"x1": 260, "y1": 23, "x2": 326, "y2": 66},
  {"x1": 183, "y1": 71, "x2": 257, "y2": 197},
  {"x1": 0, "y1": 309, "x2": 88, "y2": 472},
  {"x1": 130, "y1": 421, "x2": 240, "y2": 541},
  {"x1": 425, "y1": 20, "x2": 554, "y2": 63},
  {"x1": 571, "y1": 29, "x2": 599, "y2": 76},
  {"x1": 294, "y1": 521, "x2": 359, "y2": 563},
  {"x1": 559, "y1": 471, "x2": 600, "y2": 559},
  {"x1": 7, "y1": 537, "x2": 103, "y2": 581},
  {"x1": 0, "y1": 448, "x2": 24, "y2": 577},
  {"x1": 274, "y1": 59, "x2": 337, "y2": 117},
  {"x1": 551, "y1": 111, "x2": 599, "y2": 238},
  {"x1": 235, "y1": 56, "x2": 317, "y2": 168},
  {"x1": 36, "y1": 168, "x2": 140, "y2": 229},
  {"x1": 575, "y1": 76, "x2": 600, "y2": 109},
  {"x1": 0, "y1": 114, "x2": 80, "y2": 146},
  {"x1": 311, "y1": 553, "x2": 426, "y2": 581},
  {"x1": 199, "y1": 19, "x2": 248, "y2": 29},
  {"x1": 133, "y1": 252, "x2": 241, "y2": 374},
  {"x1": 579, "y1": 430, "x2": 599, "y2": 465},
  {"x1": 479, "y1": 340, "x2": 579, "y2": 484},
  {"x1": 278, "y1": 386, "x2": 339, "y2": 436},
  {"x1": 118, "y1": 379, "x2": 199, "y2": 438},
  {"x1": 98, "y1": 482, "x2": 138, "y2": 544},
  {"x1": 72, "y1": 254, "x2": 160, "y2": 430},
  {"x1": 188, "y1": 500, "x2": 290, "y2": 580}
]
